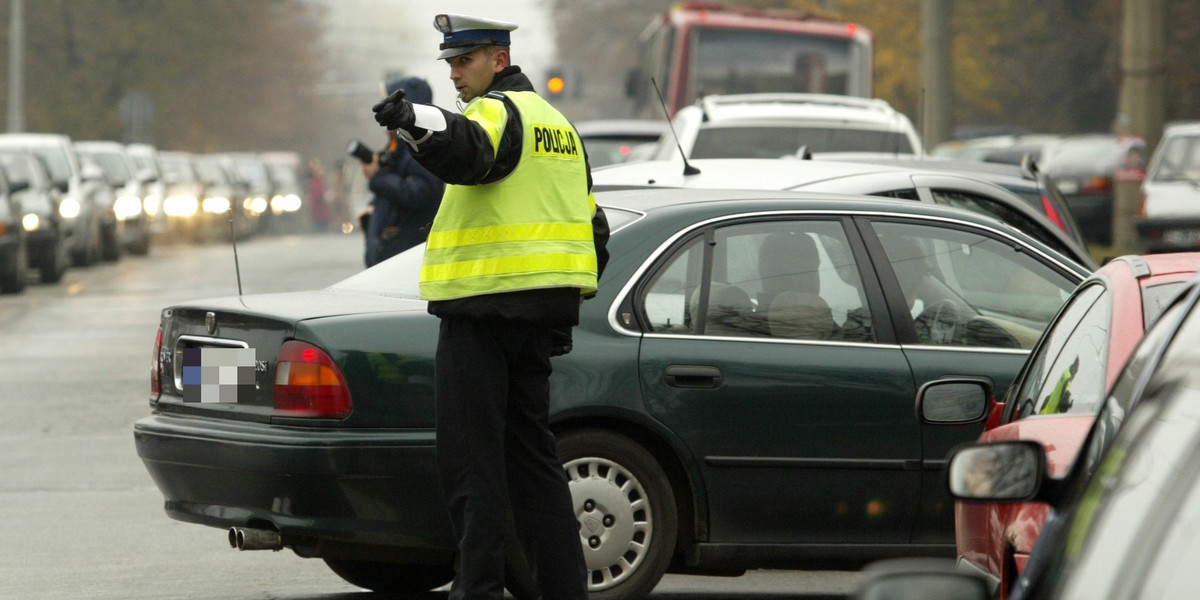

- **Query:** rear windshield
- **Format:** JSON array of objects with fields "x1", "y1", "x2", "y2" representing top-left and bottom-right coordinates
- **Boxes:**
[
  {"x1": 1143, "y1": 281, "x2": 1188, "y2": 326},
  {"x1": 692, "y1": 126, "x2": 913, "y2": 159},
  {"x1": 1148, "y1": 134, "x2": 1200, "y2": 183}
]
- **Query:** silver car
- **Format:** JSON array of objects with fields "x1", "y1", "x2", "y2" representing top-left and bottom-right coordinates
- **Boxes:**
[{"x1": 594, "y1": 157, "x2": 1096, "y2": 269}]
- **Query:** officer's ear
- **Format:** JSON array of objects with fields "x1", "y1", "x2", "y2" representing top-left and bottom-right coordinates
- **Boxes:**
[{"x1": 492, "y1": 47, "x2": 510, "y2": 71}]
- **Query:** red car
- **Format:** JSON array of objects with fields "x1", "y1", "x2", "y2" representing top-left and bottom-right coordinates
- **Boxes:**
[{"x1": 922, "y1": 252, "x2": 1200, "y2": 598}]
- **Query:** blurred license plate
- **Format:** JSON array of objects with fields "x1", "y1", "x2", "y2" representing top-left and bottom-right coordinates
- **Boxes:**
[
  {"x1": 181, "y1": 346, "x2": 256, "y2": 403},
  {"x1": 1164, "y1": 229, "x2": 1200, "y2": 247}
]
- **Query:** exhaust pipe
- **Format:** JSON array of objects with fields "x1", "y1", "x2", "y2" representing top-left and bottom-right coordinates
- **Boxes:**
[{"x1": 228, "y1": 527, "x2": 283, "y2": 551}]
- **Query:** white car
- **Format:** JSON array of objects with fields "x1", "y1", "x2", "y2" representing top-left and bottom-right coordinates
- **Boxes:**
[
  {"x1": 76, "y1": 140, "x2": 155, "y2": 255},
  {"x1": 1137, "y1": 121, "x2": 1200, "y2": 253},
  {"x1": 0, "y1": 133, "x2": 115, "y2": 266},
  {"x1": 649, "y1": 93, "x2": 923, "y2": 161}
]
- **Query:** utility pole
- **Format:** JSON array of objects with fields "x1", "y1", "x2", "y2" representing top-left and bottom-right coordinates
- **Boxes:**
[
  {"x1": 6, "y1": 0, "x2": 25, "y2": 132},
  {"x1": 921, "y1": 0, "x2": 953, "y2": 150},
  {"x1": 1111, "y1": 0, "x2": 1166, "y2": 252}
]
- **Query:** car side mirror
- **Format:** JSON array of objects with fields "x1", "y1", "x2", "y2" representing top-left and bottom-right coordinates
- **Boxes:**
[
  {"x1": 947, "y1": 441, "x2": 1046, "y2": 501},
  {"x1": 915, "y1": 377, "x2": 992, "y2": 425},
  {"x1": 853, "y1": 558, "x2": 991, "y2": 600}
]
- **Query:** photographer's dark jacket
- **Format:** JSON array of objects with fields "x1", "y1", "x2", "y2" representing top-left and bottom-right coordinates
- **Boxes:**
[
  {"x1": 404, "y1": 66, "x2": 608, "y2": 327},
  {"x1": 365, "y1": 142, "x2": 443, "y2": 266}
]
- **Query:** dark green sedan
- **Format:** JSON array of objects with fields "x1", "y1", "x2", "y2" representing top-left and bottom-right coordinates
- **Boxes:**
[{"x1": 134, "y1": 188, "x2": 1090, "y2": 600}]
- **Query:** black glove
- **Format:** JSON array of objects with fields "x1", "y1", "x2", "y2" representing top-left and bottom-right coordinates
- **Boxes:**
[{"x1": 372, "y1": 89, "x2": 417, "y2": 132}]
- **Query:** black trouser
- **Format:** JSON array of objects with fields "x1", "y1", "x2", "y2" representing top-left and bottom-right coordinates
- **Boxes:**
[{"x1": 434, "y1": 316, "x2": 587, "y2": 600}]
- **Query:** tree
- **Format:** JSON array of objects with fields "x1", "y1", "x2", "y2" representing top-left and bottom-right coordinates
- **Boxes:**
[{"x1": 0, "y1": 0, "x2": 327, "y2": 154}]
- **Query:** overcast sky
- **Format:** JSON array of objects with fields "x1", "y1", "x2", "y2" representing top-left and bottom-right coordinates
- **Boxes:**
[{"x1": 320, "y1": 0, "x2": 557, "y2": 108}]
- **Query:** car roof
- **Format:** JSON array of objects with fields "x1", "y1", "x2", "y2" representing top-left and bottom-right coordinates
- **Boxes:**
[
  {"x1": 592, "y1": 158, "x2": 1047, "y2": 197},
  {"x1": 575, "y1": 119, "x2": 670, "y2": 138},
  {"x1": 691, "y1": 93, "x2": 908, "y2": 127},
  {"x1": 75, "y1": 140, "x2": 129, "y2": 151},
  {"x1": 594, "y1": 185, "x2": 1035, "y2": 232},
  {"x1": 594, "y1": 158, "x2": 917, "y2": 190},
  {"x1": 0, "y1": 133, "x2": 72, "y2": 146},
  {"x1": 841, "y1": 156, "x2": 1036, "y2": 188},
  {"x1": 1163, "y1": 120, "x2": 1200, "y2": 135}
]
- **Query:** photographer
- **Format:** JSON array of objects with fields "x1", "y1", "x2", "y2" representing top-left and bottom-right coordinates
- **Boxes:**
[{"x1": 355, "y1": 76, "x2": 444, "y2": 267}]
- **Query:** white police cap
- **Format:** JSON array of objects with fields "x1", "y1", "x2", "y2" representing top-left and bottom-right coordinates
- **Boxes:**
[{"x1": 433, "y1": 13, "x2": 518, "y2": 60}]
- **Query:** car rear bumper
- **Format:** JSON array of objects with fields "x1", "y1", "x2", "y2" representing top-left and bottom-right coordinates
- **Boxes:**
[
  {"x1": 133, "y1": 412, "x2": 454, "y2": 553},
  {"x1": 1136, "y1": 216, "x2": 1200, "y2": 253}
]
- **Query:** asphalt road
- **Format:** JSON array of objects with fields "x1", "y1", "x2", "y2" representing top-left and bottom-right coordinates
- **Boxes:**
[{"x1": 0, "y1": 231, "x2": 859, "y2": 599}]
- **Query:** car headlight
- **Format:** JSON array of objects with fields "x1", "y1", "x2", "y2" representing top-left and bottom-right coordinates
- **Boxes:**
[
  {"x1": 245, "y1": 196, "x2": 268, "y2": 215},
  {"x1": 115, "y1": 195, "x2": 144, "y2": 220},
  {"x1": 163, "y1": 195, "x2": 198, "y2": 217},
  {"x1": 143, "y1": 194, "x2": 162, "y2": 217},
  {"x1": 59, "y1": 196, "x2": 82, "y2": 219},
  {"x1": 271, "y1": 193, "x2": 302, "y2": 214},
  {"x1": 22, "y1": 213, "x2": 40, "y2": 232},
  {"x1": 202, "y1": 196, "x2": 231, "y2": 214}
]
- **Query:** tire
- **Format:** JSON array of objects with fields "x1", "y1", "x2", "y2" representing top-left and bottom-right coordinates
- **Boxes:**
[
  {"x1": 71, "y1": 216, "x2": 101, "y2": 267},
  {"x1": 37, "y1": 233, "x2": 68, "y2": 284},
  {"x1": 128, "y1": 228, "x2": 150, "y2": 256},
  {"x1": 0, "y1": 247, "x2": 27, "y2": 294},
  {"x1": 100, "y1": 222, "x2": 121, "y2": 262},
  {"x1": 322, "y1": 558, "x2": 454, "y2": 594},
  {"x1": 558, "y1": 429, "x2": 678, "y2": 600}
]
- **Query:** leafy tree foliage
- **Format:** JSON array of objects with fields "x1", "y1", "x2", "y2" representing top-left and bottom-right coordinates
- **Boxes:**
[{"x1": 0, "y1": 0, "x2": 327, "y2": 152}]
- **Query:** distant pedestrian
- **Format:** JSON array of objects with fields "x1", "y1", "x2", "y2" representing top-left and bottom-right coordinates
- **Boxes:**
[{"x1": 306, "y1": 158, "x2": 331, "y2": 232}]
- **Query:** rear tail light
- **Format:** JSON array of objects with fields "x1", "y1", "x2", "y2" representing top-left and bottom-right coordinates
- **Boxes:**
[
  {"x1": 1138, "y1": 191, "x2": 1148, "y2": 218},
  {"x1": 273, "y1": 340, "x2": 352, "y2": 418},
  {"x1": 1039, "y1": 194, "x2": 1068, "y2": 231},
  {"x1": 150, "y1": 326, "x2": 163, "y2": 401},
  {"x1": 1081, "y1": 176, "x2": 1112, "y2": 194}
]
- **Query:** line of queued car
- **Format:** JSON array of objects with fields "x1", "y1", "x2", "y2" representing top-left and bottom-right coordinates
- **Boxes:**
[{"x1": 0, "y1": 132, "x2": 306, "y2": 295}]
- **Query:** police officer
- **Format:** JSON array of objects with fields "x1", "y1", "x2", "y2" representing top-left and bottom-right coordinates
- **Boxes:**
[
  {"x1": 372, "y1": 13, "x2": 604, "y2": 600},
  {"x1": 361, "y1": 77, "x2": 444, "y2": 267}
]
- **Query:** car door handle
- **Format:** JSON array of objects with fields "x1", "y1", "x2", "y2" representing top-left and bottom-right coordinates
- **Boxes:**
[{"x1": 665, "y1": 365, "x2": 724, "y2": 389}]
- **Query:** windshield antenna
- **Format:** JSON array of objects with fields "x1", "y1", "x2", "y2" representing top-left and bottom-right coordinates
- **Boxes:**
[
  {"x1": 227, "y1": 208, "x2": 243, "y2": 296},
  {"x1": 651, "y1": 77, "x2": 700, "y2": 176}
]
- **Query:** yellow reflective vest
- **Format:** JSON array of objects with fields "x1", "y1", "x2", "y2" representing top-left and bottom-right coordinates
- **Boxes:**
[{"x1": 419, "y1": 91, "x2": 598, "y2": 301}]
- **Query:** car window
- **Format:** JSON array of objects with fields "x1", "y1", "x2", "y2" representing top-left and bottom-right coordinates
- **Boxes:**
[
  {"x1": 194, "y1": 160, "x2": 230, "y2": 185},
  {"x1": 1142, "y1": 281, "x2": 1187, "y2": 327},
  {"x1": 1009, "y1": 284, "x2": 1109, "y2": 420},
  {"x1": 927, "y1": 188, "x2": 1073, "y2": 257},
  {"x1": 871, "y1": 188, "x2": 920, "y2": 201},
  {"x1": 691, "y1": 126, "x2": 913, "y2": 159},
  {"x1": 873, "y1": 220, "x2": 1074, "y2": 348},
  {"x1": 1075, "y1": 293, "x2": 1192, "y2": 491},
  {"x1": 1148, "y1": 134, "x2": 1200, "y2": 182},
  {"x1": 27, "y1": 146, "x2": 72, "y2": 183},
  {"x1": 641, "y1": 219, "x2": 875, "y2": 342},
  {"x1": 0, "y1": 152, "x2": 32, "y2": 185},
  {"x1": 159, "y1": 156, "x2": 196, "y2": 184},
  {"x1": 79, "y1": 151, "x2": 132, "y2": 185}
]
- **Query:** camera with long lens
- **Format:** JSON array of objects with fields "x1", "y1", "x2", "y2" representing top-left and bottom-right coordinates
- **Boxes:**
[{"x1": 346, "y1": 139, "x2": 375, "y2": 164}]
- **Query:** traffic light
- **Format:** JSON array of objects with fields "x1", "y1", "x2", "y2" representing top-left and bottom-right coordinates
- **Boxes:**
[{"x1": 545, "y1": 67, "x2": 566, "y2": 97}]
